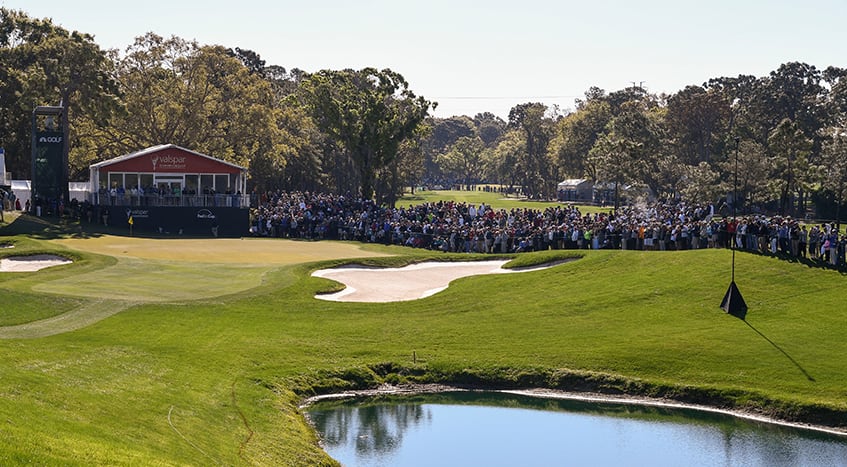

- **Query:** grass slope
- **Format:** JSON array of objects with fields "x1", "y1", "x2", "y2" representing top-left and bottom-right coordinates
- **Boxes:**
[{"x1": 1, "y1": 214, "x2": 846, "y2": 465}]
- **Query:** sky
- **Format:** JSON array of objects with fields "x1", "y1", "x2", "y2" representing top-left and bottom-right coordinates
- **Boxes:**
[{"x1": 4, "y1": 0, "x2": 847, "y2": 119}]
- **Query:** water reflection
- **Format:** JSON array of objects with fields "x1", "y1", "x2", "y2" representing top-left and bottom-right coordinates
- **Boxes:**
[
  {"x1": 309, "y1": 402, "x2": 430, "y2": 458},
  {"x1": 306, "y1": 392, "x2": 847, "y2": 467}
]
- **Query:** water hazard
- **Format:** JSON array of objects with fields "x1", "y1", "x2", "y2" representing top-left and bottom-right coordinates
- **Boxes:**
[{"x1": 305, "y1": 391, "x2": 847, "y2": 467}]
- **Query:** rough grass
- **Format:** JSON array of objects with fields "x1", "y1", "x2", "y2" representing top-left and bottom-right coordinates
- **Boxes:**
[{"x1": 1, "y1": 215, "x2": 847, "y2": 464}]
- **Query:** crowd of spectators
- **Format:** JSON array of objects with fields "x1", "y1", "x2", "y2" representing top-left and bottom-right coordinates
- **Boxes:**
[{"x1": 250, "y1": 190, "x2": 847, "y2": 267}]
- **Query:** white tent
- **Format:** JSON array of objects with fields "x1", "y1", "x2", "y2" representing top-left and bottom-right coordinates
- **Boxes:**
[{"x1": 556, "y1": 179, "x2": 593, "y2": 201}]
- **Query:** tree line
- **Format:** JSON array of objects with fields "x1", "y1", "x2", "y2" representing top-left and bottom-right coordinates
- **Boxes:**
[{"x1": 2, "y1": 8, "x2": 846, "y2": 217}]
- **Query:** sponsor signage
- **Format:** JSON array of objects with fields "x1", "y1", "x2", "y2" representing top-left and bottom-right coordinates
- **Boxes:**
[
  {"x1": 38, "y1": 135, "x2": 63, "y2": 144},
  {"x1": 32, "y1": 131, "x2": 66, "y2": 200},
  {"x1": 126, "y1": 209, "x2": 150, "y2": 219},
  {"x1": 151, "y1": 154, "x2": 188, "y2": 171},
  {"x1": 196, "y1": 209, "x2": 216, "y2": 219},
  {"x1": 101, "y1": 147, "x2": 241, "y2": 174},
  {"x1": 102, "y1": 206, "x2": 246, "y2": 237}
]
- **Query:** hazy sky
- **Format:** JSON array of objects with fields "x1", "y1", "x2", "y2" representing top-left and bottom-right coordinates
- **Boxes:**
[{"x1": 4, "y1": 0, "x2": 846, "y2": 119}]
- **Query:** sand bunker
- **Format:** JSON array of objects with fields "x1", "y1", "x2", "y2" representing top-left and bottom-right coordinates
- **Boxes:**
[
  {"x1": 312, "y1": 260, "x2": 556, "y2": 303},
  {"x1": 0, "y1": 255, "x2": 72, "y2": 272}
]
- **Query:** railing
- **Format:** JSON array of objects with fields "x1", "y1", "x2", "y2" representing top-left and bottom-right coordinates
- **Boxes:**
[{"x1": 90, "y1": 192, "x2": 250, "y2": 208}]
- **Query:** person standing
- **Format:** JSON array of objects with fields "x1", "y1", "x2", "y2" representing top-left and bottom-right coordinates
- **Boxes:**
[
  {"x1": 808, "y1": 226, "x2": 820, "y2": 259},
  {"x1": 798, "y1": 225, "x2": 808, "y2": 258}
]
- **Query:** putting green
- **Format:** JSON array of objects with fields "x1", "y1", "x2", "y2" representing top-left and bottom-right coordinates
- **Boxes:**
[
  {"x1": 43, "y1": 236, "x2": 391, "y2": 302},
  {"x1": 53, "y1": 236, "x2": 390, "y2": 264},
  {"x1": 33, "y1": 257, "x2": 271, "y2": 302},
  {"x1": 0, "y1": 236, "x2": 393, "y2": 337}
]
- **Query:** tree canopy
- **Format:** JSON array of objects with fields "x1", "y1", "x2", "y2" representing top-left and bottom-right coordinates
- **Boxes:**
[
  {"x1": 3, "y1": 8, "x2": 847, "y2": 219},
  {"x1": 299, "y1": 67, "x2": 433, "y2": 201}
]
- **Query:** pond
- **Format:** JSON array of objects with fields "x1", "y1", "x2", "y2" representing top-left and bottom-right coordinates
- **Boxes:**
[{"x1": 305, "y1": 391, "x2": 847, "y2": 467}]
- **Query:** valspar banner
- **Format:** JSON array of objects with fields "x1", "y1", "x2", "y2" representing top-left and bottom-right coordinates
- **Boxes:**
[
  {"x1": 102, "y1": 147, "x2": 241, "y2": 174},
  {"x1": 151, "y1": 153, "x2": 187, "y2": 171}
]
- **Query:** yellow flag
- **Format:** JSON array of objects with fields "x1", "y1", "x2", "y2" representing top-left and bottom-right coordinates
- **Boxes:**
[{"x1": 128, "y1": 216, "x2": 134, "y2": 225}]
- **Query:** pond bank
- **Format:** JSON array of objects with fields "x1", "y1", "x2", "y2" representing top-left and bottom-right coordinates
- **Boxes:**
[{"x1": 295, "y1": 368, "x2": 847, "y2": 438}]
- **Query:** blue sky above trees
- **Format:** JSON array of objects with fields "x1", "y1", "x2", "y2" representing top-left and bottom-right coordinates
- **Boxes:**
[{"x1": 6, "y1": 0, "x2": 847, "y2": 118}]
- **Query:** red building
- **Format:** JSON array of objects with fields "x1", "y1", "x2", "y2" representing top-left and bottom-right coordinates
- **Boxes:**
[
  {"x1": 89, "y1": 144, "x2": 247, "y2": 204},
  {"x1": 87, "y1": 145, "x2": 249, "y2": 237}
]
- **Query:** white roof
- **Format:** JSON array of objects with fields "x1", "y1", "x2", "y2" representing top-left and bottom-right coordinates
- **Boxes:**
[
  {"x1": 558, "y1": 179, "x2": 591, "y2": 186},
  {"x1": 89, "y1": 144, "x2": 246, "y2": 170},
  {"x1": 10, "y1": 180, "x2": 31, "y2": 190}
]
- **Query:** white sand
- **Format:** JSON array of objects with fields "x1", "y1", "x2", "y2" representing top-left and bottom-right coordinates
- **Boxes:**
[
  {"x1": 0, "y1": 255, "x2": 72, "y2": 272},
  {"x1": 312, "y1": 260, "x2": 556, "y2": 303}
]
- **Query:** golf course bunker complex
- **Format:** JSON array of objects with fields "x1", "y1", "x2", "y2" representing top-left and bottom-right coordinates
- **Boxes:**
[
  {"x1": 312, "y1": 260, "x2": 559, "y2": 303},
  {"x1": 0, "y1": 255, "x2": 72, "y2": 272}
]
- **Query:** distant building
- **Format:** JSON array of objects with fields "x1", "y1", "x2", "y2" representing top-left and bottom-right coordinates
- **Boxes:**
[{"x1": 557, "y1": 179, "x2": 593, "y2": 202}]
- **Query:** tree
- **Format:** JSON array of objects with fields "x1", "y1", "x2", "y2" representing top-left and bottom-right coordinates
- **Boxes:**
[
  {"x1": 680, "y1": 162, "x2": 722, "y2": 204},
  {"x1": 759, "y1": 62, "x2": 826, "y2": 140},
  {"x1": 825, "y1": 68, "x2": 847, "y2": 129},
  {"x1": 490, "y1": 130, "x2": 525, "y2": 190},
  {"x1": 422, "y1": 116, "x2": 476, "y2": 183},
  {"x1": 472, "y1": 112, "x2": 506, "y2": 147},
  {"x1": 665, "y1": 85, "x2": 727, "y2": 165},
  {"x1": 819, "y1": 129, "x2": 847, "y2": 230},
  {"x1": 393, "y1": 123, "x2": 430, "y2": 196},
  {"x1": 602, "y1": 101, "x2": 664, "y2": 198},
  {"x1": 251, "y1": 104, "x2": 325, "y2": 192},
  {"x1": 587, "y1": 132, "x2": 640, "y2": 210},
  {"x1": 549, "y1": 99, "x2": 612, "y2": 179},
  {"x1": 767, "y1": 118, "x2": 812, "y2": 215},
  {"x1": 436, "y1": 136, "x2": 485, "y2": 190},
  {"x1": 718, "y1": 140, "x2": 771, "y2": 210},
  {"x1": 703, "y1": 74, "x2": 760, "y2": 150},
  {"x1": 98, "y1": 33, "x2": 289, "y2": 178},
  {"x1": 300, "y1": 68, "x2": 433, "y2": 201},
  {"x1": 0, "y1": 8, "x2": 120, "y2": 180},
  {"x1": 228, "y1": 47, "x2": 301, "y2": 98},
  {"x1": 508, "y1": 102, "x2": 555, "y2": 198}
]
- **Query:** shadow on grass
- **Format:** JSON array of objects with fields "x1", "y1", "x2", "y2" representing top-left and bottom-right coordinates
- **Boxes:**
[
  {"x1": 0, "y1": 213, "x2": 108, "y2": 240},
  {"x1": 0, "y1": 213, "x2": 217, "y2": 241},
  {"x1": 742, "y1": 248, "x2": 847, "y2": 276},
  {"x1": 743, "y1": 319, "x2": 816, "y2": 382}
]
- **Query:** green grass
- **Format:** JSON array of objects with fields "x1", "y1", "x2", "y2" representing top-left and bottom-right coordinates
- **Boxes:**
[
  {"x1": 33, "y1": 257, "x2": 275, "y2": 302},
  {"x1": 1, "y1": 213, "x2": 847, "y2": 465},
  {"x1": 400, "y1": 189, "x2": 610, "y2": 214}
]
